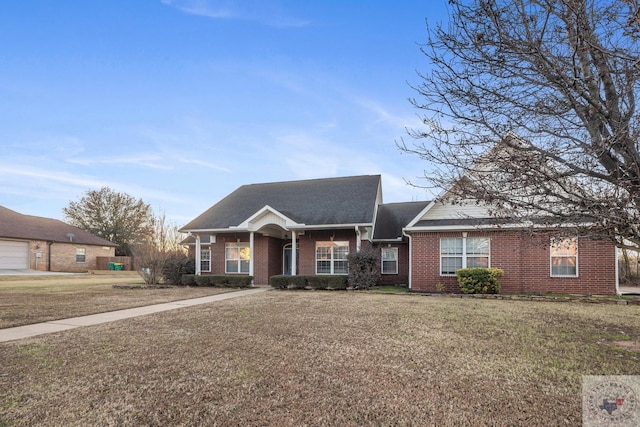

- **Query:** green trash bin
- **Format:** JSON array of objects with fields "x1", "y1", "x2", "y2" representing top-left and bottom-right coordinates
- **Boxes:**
[
  {"x1": 114, "y1": 263, "x2": 123, "y2": 271},
  {"x1": 108, "y1": 262, "x2": 115, "y2": 270}
]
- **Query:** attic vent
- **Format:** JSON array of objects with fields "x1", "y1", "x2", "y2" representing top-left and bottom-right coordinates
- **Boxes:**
[{"x1": 66, "y1": 233, "x2": 75, "y2": 242}]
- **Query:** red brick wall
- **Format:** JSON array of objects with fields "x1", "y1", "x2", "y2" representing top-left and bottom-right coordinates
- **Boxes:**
[
  {"x1": 49, "y1": 242, "x2": 115, "y2": 272},
  {"x1": 410, "y1": 230, "x2": 616, "y2": 295},
  {"x1": 191, "y1": 230, "x2": 361, "y2": 284},
  {"x1": 373, "y1": 242, "x2": 410, "y2": 285},
  {"x1": 297, "y1": 230, "x2": 357, "y2": 276}
]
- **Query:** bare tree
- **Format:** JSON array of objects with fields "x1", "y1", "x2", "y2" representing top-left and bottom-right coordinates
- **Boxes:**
[
  {"x1": 131, "y1": 210, "x2": 185, "y2": 285},
  {"x1": 64, "y1": 187, "x2": 153, "y2": 255},
  {"x1": 401, "y1": 0, "x2": 640, "y2": 248}
]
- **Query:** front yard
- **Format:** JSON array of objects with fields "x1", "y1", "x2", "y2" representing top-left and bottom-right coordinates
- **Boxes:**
[
  {"x1": 0, "y1": 273, "x2": 232, "y2": 329},
  {"x1": 1, "y1": 289, "x2": 639, "y2": 426}
]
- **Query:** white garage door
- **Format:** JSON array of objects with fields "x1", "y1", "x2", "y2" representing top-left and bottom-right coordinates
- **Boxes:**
[{"x1": 0, "y1": 241, "x2": 29, "y2": 269}]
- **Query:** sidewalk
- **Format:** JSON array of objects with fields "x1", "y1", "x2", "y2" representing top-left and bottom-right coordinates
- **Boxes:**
[{"x1": 0, "y1": 287, "x2": 270, "y2": 343}]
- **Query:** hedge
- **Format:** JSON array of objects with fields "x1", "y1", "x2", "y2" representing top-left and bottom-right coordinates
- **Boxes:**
[
  {"x1": 456, "y1": 268, "x2": 504, "y2": 294},
  {"x1": 270, "y1": 275, "x2": 348, "y2": 290},
  {"x1": 182, "y1": 274, "x2": 253, "y2": 288}
]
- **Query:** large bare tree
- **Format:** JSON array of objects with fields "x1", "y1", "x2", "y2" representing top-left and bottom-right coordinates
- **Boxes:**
[
  {"x1": 401, "y1": 0, "x2": 640, "y2": 248},
  {"x1": 64, "y1": 187, "x2": 153, "y2": 255}
]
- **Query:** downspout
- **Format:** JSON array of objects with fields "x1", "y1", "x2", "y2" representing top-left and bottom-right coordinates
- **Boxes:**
[
  {"x1": 615, "y1": 246, "x2": 620, "y2": 296},
  {"x1": 249, "y1": 231, "x2": 255, "y2": 284},
  {"x1": 403, "y1": 230, "x2": 412, "y2": 291},
  {"x1": 291, "y1": 230, "x2": 297, "y2": 276},
  {"x1": 355, "y1": 226, "x2": 362, "y2": 252},
  {"x1": 47, "y1": 241, "x2": 53, "y2": 272}
]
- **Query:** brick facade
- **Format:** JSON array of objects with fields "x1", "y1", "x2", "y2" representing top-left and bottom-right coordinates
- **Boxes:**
[
  {"x1": 409, "y1": 230, "x2": 617, "y2": 295},
  {"x1": 190, "y1": 229, "x2": 408, "y2": 286},
  {"x1": 24, "y1": 239, "x2": 115, "y2": 272}
]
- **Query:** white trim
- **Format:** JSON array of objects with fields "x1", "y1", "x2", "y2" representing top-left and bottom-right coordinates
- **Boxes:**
[
  {"x1": 315, "y1": 241, "x2": 349, "y2": 275},
  {"x1": 616, "y1": 247, "x2": 620, "y2": 295},
  {"x1": 550, "y1": 237, "x2": 578, "y2": 277},
  {"x1": 291, "y1": 231, "x2": 297, "y2": 276},
  {"x1": 403, "y1": 230, "x2": 412, "y2": 290},
  {"x1": 225, "y1": 241, "x2": 251, "y2": 274},
  {"x1": 440, "y1": 236, "x2": 491, "y2": 276},
  {"x1": 381, "y1": 247, "x2": 398, "y2": 275},
  {"x1": 195, "y1": 234, "x2": 201, "y2": 275},
  {"x1": 405, "y1": 220, "x2": 593, "y2": 233},
  {"x1": 235, "y1": 205, "x2": 302, "y2": 230},
  {"x1": 200, "y1": 248, "x2": 211, "y2": 273},
  {"x1": 249, "y1": 232, "x2": 255, "y2": 278}
]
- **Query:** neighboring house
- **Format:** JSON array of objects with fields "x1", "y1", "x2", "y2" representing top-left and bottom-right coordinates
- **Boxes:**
[
  {"x1": 0, "y1": 206, "x2": 117, "y2": 272},
  {"x1": 181, "y1": 174, "x2": 618, "y2": 295}
]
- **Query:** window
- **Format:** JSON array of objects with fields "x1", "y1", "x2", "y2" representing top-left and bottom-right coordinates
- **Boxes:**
[
  {"x1": 440, "y1": 237, "x2": 490, "y2": 275},
  {"x1": 551, "y1": 237, "x2": 577, "y2": 276},
  {"x1": 76, "y1": 248, "x2": 86, "y2": 263},
  {"x1": 225, "y1": 242, "x2": 250, "y2": 274},
  {"x1": 316, "y1": 241, "x2": 349, "y2": 274},
  {"x1": 381, "y1": 247, "x2": 398, "y2": 274},
  {"x1": 200, "y1": 249, "x2": 211, "y2": 272}
]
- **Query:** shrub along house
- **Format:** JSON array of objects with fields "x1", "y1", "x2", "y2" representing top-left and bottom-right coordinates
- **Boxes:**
[
  {"x1": 181, "y1": 174, "x2": 619, "y2": 295},
  {"x1": 0, "y1": 206, "x2": 117, "y2": 272}
]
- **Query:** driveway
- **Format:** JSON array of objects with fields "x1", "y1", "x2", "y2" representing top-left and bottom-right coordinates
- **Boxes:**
[{"x1": 0, "y1": 269, "x2": 77, "y2": 276}]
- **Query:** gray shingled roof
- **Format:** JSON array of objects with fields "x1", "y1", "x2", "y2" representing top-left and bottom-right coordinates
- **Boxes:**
[
  {"x1": 181, "y1": 175, "x2": 381, "y2": 231},
  {"x1": 373, "y1": 201, "x2": 430, "y2": 240},
  {"x1": 0, "y1": 206, "x2": 117, "y2": 246}
]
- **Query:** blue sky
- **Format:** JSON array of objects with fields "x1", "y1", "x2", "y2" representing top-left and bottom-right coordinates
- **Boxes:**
[{"x1": 0, "y1": 0, "x2": 448, "y2": 225}]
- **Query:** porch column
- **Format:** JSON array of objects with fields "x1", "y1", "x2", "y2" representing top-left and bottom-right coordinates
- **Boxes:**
[
  {"x1": 249, "y1": 231, "x2": 255, "y2": 278},
  {"x1": 195, "y1": 234, "x2": 201, "y2": 275},
  {"x1": 291, "y1": 230, "x2": 297, "y2": 276}
]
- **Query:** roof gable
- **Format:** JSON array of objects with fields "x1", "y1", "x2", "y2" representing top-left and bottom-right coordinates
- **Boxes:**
[
  {"x1": 373, "y1": 201, "x2": 430, "y2": 240},
  {"x1": 0, "y1": 206, "x2": 117, "y2": 246},
  {"x1": 181, "y1": 175, "x2": 382, "y2": 231}
]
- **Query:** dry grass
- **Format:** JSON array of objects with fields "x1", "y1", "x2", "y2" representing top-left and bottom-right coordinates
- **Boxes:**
[
  {"x1": 1, "y1": 290, "x2": 639, "y2": 426},
  {"x1": 0, "y1": 273, "x2": 232, "y2": 328}
]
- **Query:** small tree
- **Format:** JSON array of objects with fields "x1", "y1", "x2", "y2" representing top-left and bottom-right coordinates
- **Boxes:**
[
  {"x1": 131, "y1": 210, "x2": 186, "y2": 285},
  {"x1": 347, "y1": 245, "x2": 381, "y2": 290},
  {"x1": 163, "y1": 252, "x2": 195, "y2": 285}
]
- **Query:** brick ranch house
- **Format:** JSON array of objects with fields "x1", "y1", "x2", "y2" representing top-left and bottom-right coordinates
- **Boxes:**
[
  {"x1": 0, "y1": 206, "x2": 117, "y2": 272},
  {"x1": 181, "y1": 175, "x2": 619, "y2": 295}
]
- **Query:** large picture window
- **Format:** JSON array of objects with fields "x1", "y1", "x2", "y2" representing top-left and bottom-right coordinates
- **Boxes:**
[
  {"x1": 200, "y1": 249, "x2": 211, "y2": 272},
  {"x1": 225, "y1": 242, "x2": 250, "y2": 274},
  {"x1": 316, "y1": 241, "x2": 349, "y2": 274},
  {"x1": 381, "y1": 247, "x2": 398, "y2": 274},
  {"x1": 551, "y1": 237, "x2": 578, "y2": 276},
  {"x1": 440, "y1": 237, "x2": 490, "y2": 275}
]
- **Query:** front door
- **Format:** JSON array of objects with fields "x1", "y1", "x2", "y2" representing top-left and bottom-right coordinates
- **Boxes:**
[{"x1": 283, "y1": 244, "x2": 299, "y2": 275}]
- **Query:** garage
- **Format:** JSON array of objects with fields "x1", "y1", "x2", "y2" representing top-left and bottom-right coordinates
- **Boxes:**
[{"x1": 0, "y1": 240, "x2": 29, "y2": 269}]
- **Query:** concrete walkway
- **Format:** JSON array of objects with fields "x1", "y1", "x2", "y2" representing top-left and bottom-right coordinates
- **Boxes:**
[{"x1": 0, "y1": 287, "x2": 270, "y2": 343}]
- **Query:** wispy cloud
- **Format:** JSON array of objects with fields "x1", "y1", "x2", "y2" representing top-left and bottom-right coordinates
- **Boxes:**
[
  {"x1": 65, "y1": 154, "x2": 173, "y2": 170},
  {"x1": 161, "y1": 0, "x2": 310, "y2": 28}
]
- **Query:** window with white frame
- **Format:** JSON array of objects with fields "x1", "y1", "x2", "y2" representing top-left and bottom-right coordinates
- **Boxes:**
[
  {"x1": 316, "y1": 241, "x2": 349, "y2": 274},
  {"x1": 381, "y1": 247, "x2": 398, "y2": 274},
  {"x1": 551, "y1": 237, "x2": 577, "y2": 276},
  {"x1": 76, "y1": 248, "x2": 86, "y2": 263},
  {"x1": 440, "y1": 237, "x2": 490, "y2": 275},
  {"x1": 225, "y1": 242, "x2": 250, "y2": 274},
  {"x1": 200, "y1": 249, "x2": 211, "y2": 272}
]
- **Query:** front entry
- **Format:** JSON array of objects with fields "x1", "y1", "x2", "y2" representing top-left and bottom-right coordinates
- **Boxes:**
[{"x1": 283, "y1": 244, "x2": 299, "y2": 275}]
